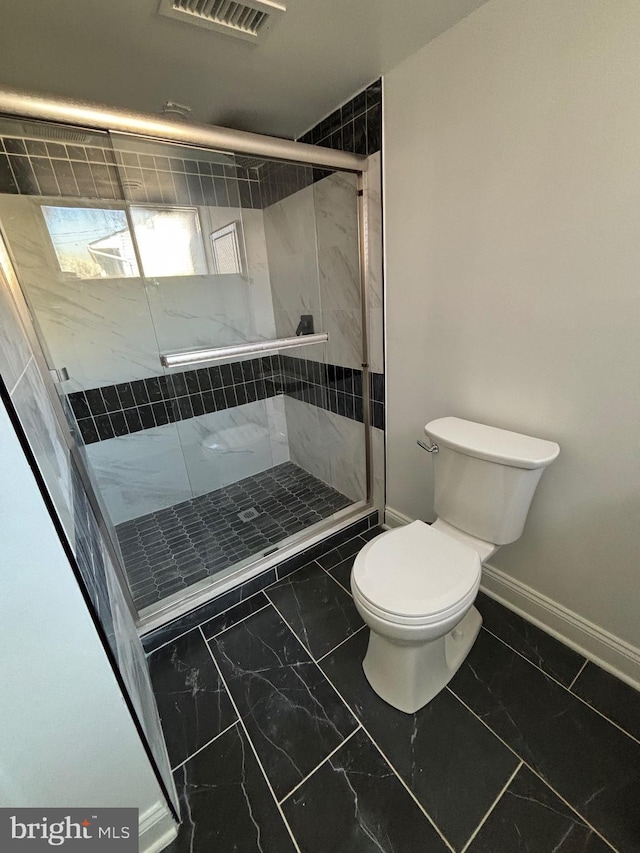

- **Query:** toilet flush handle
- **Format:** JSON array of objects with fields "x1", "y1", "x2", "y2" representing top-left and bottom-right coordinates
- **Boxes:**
[{"x1": 417, "y1": 439, "x2": 439, "y2": 453}]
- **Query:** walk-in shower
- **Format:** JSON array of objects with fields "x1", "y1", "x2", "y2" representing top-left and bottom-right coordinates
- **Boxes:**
[{"x1": 0, "y1": 89, "x2": 376, "y2": 630}]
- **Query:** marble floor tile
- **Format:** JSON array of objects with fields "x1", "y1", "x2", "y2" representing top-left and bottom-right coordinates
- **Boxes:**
[
  {"x1": 209, "y1": 605, "x2": 357, "y2": 799},
  {"x1": 265, "y1": 561, "x2": 364, "y2": 659},
  {"x1": 572, "y1": 661, "x2": 640, "y2": 742},
  {"x1": 320, "y1": 630, "x2": 520, "y2": 851},
  {"x1": 316, "y1": 533, "x2": 367, "y2": 570},
  {"x1": 148, "y1": 628, "x2": 236, "y2": 769},
  {"x1": 327, "y1": 555, "x2": 357, "y2": 592},
  {"x1": 201, "y1": 591, "x2": 270, "y2": 640},
  {"x1": 449, "y1": 629, "x2": 640, "y2": 852},
  {"x1": 169, "y1": 723, "x2": 296, "y2": 853},
  {"x1": 475, "y1": 591, "x2": 585, "y2": 687},
  {"x1": 467, "y1": 765, "x2": 614, "y2": 853},
  {"x1": 282, "y1": 728, "x2": 450, "y2": 853}
]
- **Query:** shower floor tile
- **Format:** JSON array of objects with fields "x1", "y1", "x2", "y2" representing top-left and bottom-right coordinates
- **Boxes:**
[{"x1": 116, "y1": 462, "x2": 351, "y2": 609}]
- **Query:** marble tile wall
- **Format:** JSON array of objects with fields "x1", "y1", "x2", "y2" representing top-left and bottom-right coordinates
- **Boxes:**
[
  {"x1": 263, "y1": 171, "x2": 363, "y2": 372},
  {"x1": 84, "y1": 396, "x2": 288, "y2": 525},
  {"x1": 262, "y1": 180, "x2": 320, "y2": 345},
  {"x1": 0, "y1": 197, "x2": 276, "y2": 390},
  {"x1": 0, "y1": 193, "x2": 286, "y2": 526},
  {"x1": 263, "y1": 143, "x2": 385, "y2": 513},
  {"x1": 0, "y1": 242, "x2": 176, "y2": 810}
]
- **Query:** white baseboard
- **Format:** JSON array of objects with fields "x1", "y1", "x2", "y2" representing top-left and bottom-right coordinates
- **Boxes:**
[
  {"x1": 481, "y1": 563, "x2": 640, "y2": 691},
  {"x1": 384, "y1": 506, "x2": 414, "y2": 528},
  {"x1": 383, "y1": 505, "x2": 640, "y2": 690},
  {"x1": 139, "y1": 801, "x2": 178, "y2": 853}
]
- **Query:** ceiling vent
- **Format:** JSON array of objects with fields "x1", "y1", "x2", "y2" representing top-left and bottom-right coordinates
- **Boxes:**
[{"x1": 158, "y1": 0, "x2": 286, "y2": 43}]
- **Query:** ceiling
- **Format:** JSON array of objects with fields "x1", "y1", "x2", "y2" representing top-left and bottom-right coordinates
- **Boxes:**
[{"x1": 0, "y1": 0, "x2": 489, "y2": 139}]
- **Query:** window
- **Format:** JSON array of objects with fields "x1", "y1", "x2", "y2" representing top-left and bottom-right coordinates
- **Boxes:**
[
  {"x1": 130, "y1": 206, "x2": 207, "y2": 277},
  {"x1": 41, "y1": 204, "x2": 207, "y2": 279},
  {"x1": 41, "y1": 206, "x2": 139, "y2": 278},
  {"x1": 210, "y1": 221, "x2": 243, "y2": 275}
]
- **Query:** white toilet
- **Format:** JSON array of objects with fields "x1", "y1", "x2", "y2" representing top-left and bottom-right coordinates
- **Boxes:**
[{"x1": 351, "y1": 416, "x2": 560, "y2": 714}]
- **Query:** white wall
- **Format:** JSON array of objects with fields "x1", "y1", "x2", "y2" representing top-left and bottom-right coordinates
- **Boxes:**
[
  {"x1": 384, "y1": 0, "x2": 640, "y2": 678},
  {"x1": 0, "y1": 400, "x2": 175, "y2": 849}
]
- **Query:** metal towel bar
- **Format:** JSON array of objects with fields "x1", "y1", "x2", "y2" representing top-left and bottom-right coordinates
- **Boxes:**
[{"x1": 160, "y1": 332, "x2": 329, "y2": 368}]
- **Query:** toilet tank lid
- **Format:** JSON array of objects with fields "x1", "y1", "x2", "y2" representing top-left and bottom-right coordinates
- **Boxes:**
[{"x1": 425, "y1": 417, "x2": 560, "y2": 470}]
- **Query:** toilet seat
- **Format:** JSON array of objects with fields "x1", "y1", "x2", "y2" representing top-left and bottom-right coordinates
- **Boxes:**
[{"x1": 351, "y1": 521, "x2": 481, "y2": 626}]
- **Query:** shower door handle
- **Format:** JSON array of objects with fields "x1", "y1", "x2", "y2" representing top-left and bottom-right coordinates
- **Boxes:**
[
  {"x1": 160, "y1": 333, "x2": 329, "y2": 369},
  {"x1": 48, "y1": 366, "x2": 69, "y2": 383}
]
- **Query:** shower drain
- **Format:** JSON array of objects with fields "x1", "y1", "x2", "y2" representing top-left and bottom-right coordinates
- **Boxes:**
[{"x1": 237, "y1": 507, "x2": 260, "y2": 522}]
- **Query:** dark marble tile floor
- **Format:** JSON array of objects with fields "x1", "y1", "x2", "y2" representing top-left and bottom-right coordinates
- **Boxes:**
[{"x1": 147, "y1": 527, "x2": 639, "y2": 853}]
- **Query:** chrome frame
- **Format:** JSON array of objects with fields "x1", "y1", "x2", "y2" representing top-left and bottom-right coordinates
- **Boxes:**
[
  {"x1": 0, "y1": 85, "x2": 367, "y2": 172},
  {"x1": 0, "y1": 85, "x2": 374, "y2": 631}
]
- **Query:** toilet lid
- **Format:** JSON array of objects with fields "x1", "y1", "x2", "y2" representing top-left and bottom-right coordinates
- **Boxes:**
[{"x1": 352, "y1": 521, "x2": 481, "y2": 619}]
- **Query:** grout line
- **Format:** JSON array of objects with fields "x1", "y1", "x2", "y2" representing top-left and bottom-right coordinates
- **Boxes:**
[
  {"x1": 144, "y1": 621, "x2": 208, "y2": 657},
  {"x1": 8, "y1": 354, "x2": 34, "y2": 397},
  {"x1": 278, "y1": 726, "x2": 362, "y2": 805},
  {"x1": 266, "y1": 598, "x2": 316, "y2": 662},
  {"x1": 478, "y1": 626, "x2": 640, "y2": 746},
  {"x1": 271, "y1": 608, "x2": 457, "y2": 853},
  {"x1": 266, "y1": 594, "x2": 364, "y2": 671},
  {"x1": 207, "y1": 602, "x2": 271, "y2": 641},
  {"x1": 568, "y1": 658, "x2": 589, "y2": 691},
  {"x1": 523, "y1": 765, "x2": 620, "y2": 853},
  {"x1": 269, "y1": 549, "x2": 366, "y2": 664},
  {"x1": 207, "y1": 588, "x2": 454, "y2": 850},
  {"x1": 446, "y1": 687, "x2": 621, "y2": 853},
  {"x1": 199, "y1": 625, "x2": 303, "y2": 853},
  {"x1": 346, "y1": 714, "x2": 455, "y2": 852},
  {"x1": 320, "y1": 561, "x2": 353, "y2": 596},
  {"x1": 170, "y1": 719, "x2": 239, "y2": 773},
  {"x1": 459, "y1": 761, "x2": 523, "y2": 852},
  {"x1": 316, "y1": 625, "x2": 367, "y2": 663}
]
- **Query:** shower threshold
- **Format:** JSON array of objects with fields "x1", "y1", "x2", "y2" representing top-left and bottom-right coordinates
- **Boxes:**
[{"x1": 116, "y1": 462, "x2": 352, "y2": 609}]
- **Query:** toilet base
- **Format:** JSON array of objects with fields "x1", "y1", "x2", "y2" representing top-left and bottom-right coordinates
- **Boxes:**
[{"x1": 361, "y1": 606, "x2": 483, "y2": 714}]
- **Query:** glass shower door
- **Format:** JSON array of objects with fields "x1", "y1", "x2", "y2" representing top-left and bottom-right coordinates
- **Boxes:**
[
  {"x1": 106, "y1": 134, "x2": 358, "y2": 615},
  {"x1": 0, "y1": 111, "x2": 368, "y2": 623}
]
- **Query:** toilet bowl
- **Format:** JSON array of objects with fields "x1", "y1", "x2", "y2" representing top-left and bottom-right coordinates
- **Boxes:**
[{"x1": 351, "y1": 521, "x2": 483, "y2": 713}]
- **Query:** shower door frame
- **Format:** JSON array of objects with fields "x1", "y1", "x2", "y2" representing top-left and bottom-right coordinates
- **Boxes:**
[{"x1": 0, "y1": 86, "x2": 374, "y2": 632}]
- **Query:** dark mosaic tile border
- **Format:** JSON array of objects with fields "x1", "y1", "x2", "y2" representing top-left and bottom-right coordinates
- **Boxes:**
[
  {"x1": 260, "y1": 79, "x2": 382, "y2": 208},
  {"x1": 140, "y1": 510, "x2": 379, "y2": 653},
  {"x1": 68, "y1": 355, "x2": 384, "y2": 445},
  {"x1": 0, "y1": 136, "x2": 262, "y2": 208},
  {"x1": 279, "y1": 354, "x2": 385, "y2": 430},
  {"x1": 298, "y1": 80, "x2": 382, "y2": 155},
  {"x1": 0, "y1": 82, "x2": 380, "y2": 211}
]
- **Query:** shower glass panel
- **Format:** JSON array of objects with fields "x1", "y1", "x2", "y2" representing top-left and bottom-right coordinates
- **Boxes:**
[{"x1": 0, "y1": 115, "x2": 368, "y2": 623}]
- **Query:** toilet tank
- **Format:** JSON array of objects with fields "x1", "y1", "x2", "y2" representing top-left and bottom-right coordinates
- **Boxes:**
[{"x1": 424, "y1": 417, "x2": 560, "y2": 546}]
